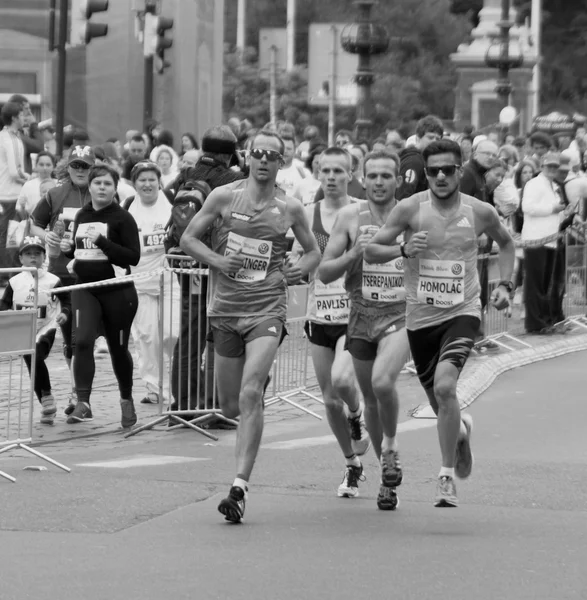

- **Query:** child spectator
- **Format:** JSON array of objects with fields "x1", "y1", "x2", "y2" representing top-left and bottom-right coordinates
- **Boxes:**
[{"x1": 0, "y1": 236, "x2": 70, "y2": 424}]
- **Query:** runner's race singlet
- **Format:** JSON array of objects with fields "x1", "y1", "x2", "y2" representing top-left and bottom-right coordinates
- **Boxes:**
[
  {"x1": 403, "y1": 192, "x2": 481, "y2": 330},
  {"x1": 345, "y1": 201, "x2": 406, "y2": 316},
  {"x1": 208, "y1": 181, "x2": 289, "y2": 318},
  {"x1": 308, "y1": 201, "x2": 351, "y2": 324}
]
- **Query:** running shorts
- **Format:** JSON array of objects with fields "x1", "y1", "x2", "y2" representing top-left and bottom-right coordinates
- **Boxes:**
[
  {"x1": 407, "y1": 315, "x2": 480, "y2": 390},
  {"x1": 210, "y1": 315, "x2": 287, "y2": 358},
  {"x1": 345, "y1": 306, "x2": 405, "y2": 361},
  {"x1": 304, "y1": 321, "x2": 347, "y2": 351}
]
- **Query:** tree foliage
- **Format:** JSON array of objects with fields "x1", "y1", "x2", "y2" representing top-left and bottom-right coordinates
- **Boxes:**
[{"x1": 223, "y1": 0, "x2": 471, "y2": 136}]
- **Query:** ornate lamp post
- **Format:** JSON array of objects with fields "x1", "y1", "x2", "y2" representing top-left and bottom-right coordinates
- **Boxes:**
[
  {"x1": 484, "y1": 0, "x2": 524, "y2": 110},
  {"x1": 341, "y1": 0, "x2": 389, "y2": 142}
]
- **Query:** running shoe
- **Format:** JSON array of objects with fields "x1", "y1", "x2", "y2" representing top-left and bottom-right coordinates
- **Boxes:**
[
  {"x1": 64, "y1": 391, "x2": 77, "y2": 416},
  {"x1": 455, "y1": 413, "x2": 474, "y2": 479},
  {"x1": 140, "y1": 392, "x2": 159, "y2": 405},
  {"x1": 348, "y1": 413, "x2": 371, "y2": 456},
  {"x1": 120, "y1": 398, "x2": 137, "y2": 429},
  {"x1": 434, "y1": 475, "x2": 458, "y2": 507},
  {"x1": 40, "y1": 395, "x2": 56, "y2": 424},
  {"x1": 218, "y1": 485, "x2": 247, "y2": 523},
  {"x1": 377, "y1": 485, "x2": 399, "y2": 511},
  {"x1": 337, "y1": 464, "x2": 365, "y2": 498},
  {"x1": 380, "y1": 448, "x2": 403, "y2": 487},
  {"x1": 66, "y1": 402, "x2": 93, "y2": 424}
]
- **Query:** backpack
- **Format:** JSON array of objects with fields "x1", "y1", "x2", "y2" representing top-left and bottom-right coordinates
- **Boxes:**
[{"x1": 165, "y1": 179, "x2": 211, "y2": 248}]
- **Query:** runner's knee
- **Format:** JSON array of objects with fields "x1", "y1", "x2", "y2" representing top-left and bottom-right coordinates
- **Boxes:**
[{"x1": 433, "y1": 374, "x2": 457, "y2": 403}]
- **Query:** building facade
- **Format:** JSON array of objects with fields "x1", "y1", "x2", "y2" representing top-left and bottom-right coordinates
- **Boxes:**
[{"x1": 0, "y1": 0, "x2": 224, "y2": 144}]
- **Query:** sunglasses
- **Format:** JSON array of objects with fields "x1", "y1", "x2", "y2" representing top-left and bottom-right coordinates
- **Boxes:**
[
  {"x1": 69, "y1": 162, "x2": 90, "y2": 170},
  {"x1": 250, "y1": 148, "x2": 283, "y2": 162},
  {"x1": 425, "y1": 165, "x2": 461, "y2": 178}
]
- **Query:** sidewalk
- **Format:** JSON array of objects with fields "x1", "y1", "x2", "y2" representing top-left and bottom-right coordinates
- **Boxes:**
[{"x1": 1, "y1": 309, "x2": 585, "y2": 447}]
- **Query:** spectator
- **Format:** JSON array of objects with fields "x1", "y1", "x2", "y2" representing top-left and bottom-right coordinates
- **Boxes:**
[
  {"x1": 397, "y1": 114, "x2": 443, "y2": 200},
  {"x1": 7, "y1": 93, "x2": 44, "y2": 174},
  {"x1": 152, "y1": 144, "x2": 179, "y2": 187},
  {"x1": 180, "y1": 133, "x2": 199, "y2": 157},
  {"x1": 460, "y1": 136, "x2": 473, "y2": 163},
  {"x1": 128, "y1": 134, "x2": 148, "y2": 160},
  {"x1": 335, "y1": 129, "x2": 354, "y2": 149},
  {"x1": 559, "y1": 149, "x2": 587, "y2": 220},
  {"x1": 521, "y1": 152, "x2": 566, "y2": 333},
  {"x1": 275, "y1": 134, "x2": 306, "y2": 196},
  {"x1": 72, "y1": 129, "x2": 90, "y2": 148},
  {"x1": 371, "y1": 137, "x2": 387, "y2": 152},
  {"x1": 293, "y1": 142, "x2": 325, "y2": 206},
  {"x1": 385, "y1": 129, "x2": 405, "y2": 153},
  {"x1": 296, "y1": 125, "x2": 320, "y2": 162},
  {"x1": 460, "y1": 139, "x2": 499, "y2": 203},
  {"x1": 16, "y1": 150, "x2": 57, "y2": 220},
  {"x1": 39, "y1": 123, "x2": 57, "y2": 156},
  {"x1": 0, "y1": 102, "x2": 28, "y2": 280},
  {"x1": 529, "y1": 131, "x2": 553, "y2": 163}
]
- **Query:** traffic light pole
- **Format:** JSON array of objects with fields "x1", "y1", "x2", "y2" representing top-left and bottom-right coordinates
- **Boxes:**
[
  {"x1": 143, "y1": 55, "x2": 154, "y2": 130},
  {"x1": 55, "y1": 0, "x2": 69, "y2": 158}
]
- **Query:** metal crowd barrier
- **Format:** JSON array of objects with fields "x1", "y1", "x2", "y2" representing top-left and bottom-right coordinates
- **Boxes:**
[
  {"x1": 0, "y1": 267, "x2": 70, "y2": 482},
  {"x1": 562, "y1": 227, "x2": 587, "y2": 330},
  {"x1": 476, "y1": 253, "x2": 531, "y2": 351}
]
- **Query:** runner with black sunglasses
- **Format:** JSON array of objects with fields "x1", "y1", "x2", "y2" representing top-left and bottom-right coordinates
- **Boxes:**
[
  {"x1": 365, "y1": 139, "x2": 515, "y2": 508},
  {"x1": 180, "y1": 129, "x2": 320, "y2": 523}
]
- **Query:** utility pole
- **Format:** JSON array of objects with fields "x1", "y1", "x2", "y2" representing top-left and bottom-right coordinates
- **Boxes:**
[
  {"x1": 286, "y1": 0, "x2": 295, "y2": 71},
  {"x1": 143, "y1": 1, "x2": 157, "y2": 129},
  {"x1": 236, "y1": 0, "x2": 246, "y2": 59},
  {"x1": 269, "y1": 45, "x2": 277, "y2": 127},
  {"x1": 328, "y1": 25, "x2": 338, "y2": 146},
  {"x1": 531, "y1": 0, "x2": 542, "y2": 118},
  {"x1": 55, "y1": 0, "x2": 68, "y2": 157}
]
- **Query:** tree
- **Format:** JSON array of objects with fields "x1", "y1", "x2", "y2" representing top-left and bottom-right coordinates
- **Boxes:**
[{"x1": 224, "y1": 0, "x2": 472, "y2": 137}]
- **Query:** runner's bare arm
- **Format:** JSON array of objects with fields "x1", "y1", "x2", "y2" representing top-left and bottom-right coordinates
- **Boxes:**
[
  {"x1": 364, "y1": 200, "x2": 414, "y2": 264},
  {"x1": 480, "y1": 202, "x2": 515, "y2": 284},
  {"x1": 289, "y1": 204, "x2": 313, "y2": 263},
  {"x1": 179, "y1": 189, "x2": 234, "y2": 270},
  {"x1": 318, "y1": 206, "x2": 356, "y2": 284},
  {"x1": 289, "y1": 198, "x2": 320, "y2": 278}
]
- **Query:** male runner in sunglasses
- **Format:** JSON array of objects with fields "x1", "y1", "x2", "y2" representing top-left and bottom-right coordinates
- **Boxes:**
[
  {"x1": 365, "y1": 139, "x2": 515, "y2": 508},
  {"x1": 180, "y1": 128, "x2": 320, "y2": 523}
]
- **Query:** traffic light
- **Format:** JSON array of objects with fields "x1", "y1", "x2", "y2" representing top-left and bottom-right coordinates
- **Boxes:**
[
  {"x1": 143, "y1": 13, "x2": 173, "y2": 73},
  {"x1": 155, "y1": 16, "x2": 174, "y2": 74},
  {"x1": 70, "y1": 0, "x2": 109, "y2": 47}
]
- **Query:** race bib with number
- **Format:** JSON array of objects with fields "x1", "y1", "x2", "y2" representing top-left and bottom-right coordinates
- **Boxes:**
[
  {"x1": 75, "y1": 222, "x2": 108, "y2": 261},
  {"x1": 417, "y1": 259, "x2": 465, "y2": 308},
  {"x1": 362, "y1": 257, "x2": 405, "y2": 303},
  {"x1": 315, "y1": 277, "x2": 350, "y2": 322},
  {"x1": 61, "y1": 207, "x2": 81, "y2": 241},
  {"x1": 141, "y1": 230, "x2": 166, "y2": 255},
  {"x1": 225, "y1": 232, "x2": 272, "y2": 283}
]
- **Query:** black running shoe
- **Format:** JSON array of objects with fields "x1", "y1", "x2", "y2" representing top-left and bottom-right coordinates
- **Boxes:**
[
  {"x1": 377, "y1": 485, "x2": 400, "y2": 511},
  {"x1": 218, "y1": 486, "x2": 247, "y2": 523},
  {"x1": 66, "y1": 402, "x2": 93, "y2": 424},
  {"x1": 120, "y1": 398, "x2": 137, "y2": 429}
]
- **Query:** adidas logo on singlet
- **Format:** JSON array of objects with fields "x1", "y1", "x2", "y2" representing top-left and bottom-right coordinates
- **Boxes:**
[{"x1": 456, "y1": 217, "x2": 471, "y2": 228}]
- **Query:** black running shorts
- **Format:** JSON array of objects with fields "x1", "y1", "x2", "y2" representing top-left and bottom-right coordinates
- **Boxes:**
[
  {"x1": 211, "y1": 316, "x2": 287, "y2": 358},
  {"x1": 407, "y1": 315, "x2": 480, "y2": 390},
  {"x1": 304, "y1": 321, "x2": 347, "y2": 351}
]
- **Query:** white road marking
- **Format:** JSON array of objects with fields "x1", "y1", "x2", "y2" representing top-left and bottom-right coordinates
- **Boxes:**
[
  {"x1": 262, "y1": 418, "x2": 436, "y2": 450},
  {"x1": 76, "y1": 454, "x2": 210, "y2": 469}
]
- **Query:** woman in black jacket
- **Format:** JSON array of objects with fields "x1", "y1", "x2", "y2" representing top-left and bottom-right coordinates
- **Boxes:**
[{"x1": 60, "y1": 163, "x2": 141, "y2": 428}]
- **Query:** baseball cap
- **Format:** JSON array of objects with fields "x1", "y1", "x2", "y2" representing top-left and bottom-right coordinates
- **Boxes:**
[
  {"x1": 541, "y1": 151, "x2": 561, "y2": 167},
  {"x1": 19, "y1": 235, "x2": 45, "y2": 254},
  {"x1": 68, "y1": 145, "x2": 96, "y2": 167}
]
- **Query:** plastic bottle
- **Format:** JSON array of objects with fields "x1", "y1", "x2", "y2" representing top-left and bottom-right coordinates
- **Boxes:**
[{"x1": 48, "y1": 217, "x2": 65, "y2": 259}]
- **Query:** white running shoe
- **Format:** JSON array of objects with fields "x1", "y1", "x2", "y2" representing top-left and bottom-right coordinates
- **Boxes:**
[
  {"x1": 455, "y1": 413, "x2": 474, "y2": 479},
  {"x1": 337, "y1": 464, "x2": 365, "y2": 498},
  {"x1": 348, "y1": 413, "x2": 371, "y2": 456}
]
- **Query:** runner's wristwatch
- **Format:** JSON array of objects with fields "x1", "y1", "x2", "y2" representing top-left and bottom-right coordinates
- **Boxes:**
[
  {"x1": 400, "y1": 241, "x2": 411, "y2": 259},
  {"x1": 497, "y1": 280, "x2": 514, "y2": 293}
]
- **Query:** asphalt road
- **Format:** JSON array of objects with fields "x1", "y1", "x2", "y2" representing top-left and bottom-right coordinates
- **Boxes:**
[{"x1": 0, "y1": 352, "x2": 586, "y2": 600}]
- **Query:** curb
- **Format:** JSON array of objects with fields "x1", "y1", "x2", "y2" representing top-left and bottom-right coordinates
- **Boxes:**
[{"x1": 410, "y1": 333, "x2": 587, "y2": 419}]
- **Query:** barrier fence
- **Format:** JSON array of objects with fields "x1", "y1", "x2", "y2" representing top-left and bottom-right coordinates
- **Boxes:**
[
  {"x1": 563, "y1": 228, "x2": 587, "y2": 330},
  {"x1": 0, "y1": 267, "x2": 70, "y2": 482}
]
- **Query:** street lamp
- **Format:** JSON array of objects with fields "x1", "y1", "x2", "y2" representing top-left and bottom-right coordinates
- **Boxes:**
[
  {"x1": 484, "y1": 0, "x2": 524, "y2": 110},
  {"x1": 341, "y1": 0, "x2": 389, "y2": 142}
]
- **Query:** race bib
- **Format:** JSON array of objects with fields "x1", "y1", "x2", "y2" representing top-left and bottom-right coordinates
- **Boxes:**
[
  {"x1": 141, "y1": 230, "x2": 166, "y2": 255},
  {"x1": 225, "y1": 232, "x2": 272, "y2": 283},
  {"x1": 315, "y1": 277, "x2": 350, "y2": 322},
  {"x1": 417, "y1": 259, "x2": 465, "y2": 308},
  {"x1": 61, "y1": 207, "x2": 81, "y2": 241},
  {"x1": 362, "y1": 257, "x2": 405, "y2": 303},
  {"x1": 75, "y1": 222, "x2": 108, "y2": 261}
]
